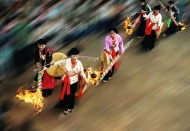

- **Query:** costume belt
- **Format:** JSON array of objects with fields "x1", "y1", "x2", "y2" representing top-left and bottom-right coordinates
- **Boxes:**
[{"x1": 60, "y1": 73, "x2": 77, "y2": 100}]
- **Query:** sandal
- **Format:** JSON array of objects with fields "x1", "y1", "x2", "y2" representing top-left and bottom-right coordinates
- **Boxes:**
[
  {"x1": 68, "y1": 109, "x2": 72, "y2": 113},
  {"x1": 63, "y1": 110, "x2": 69, "y2": 115},
  {"x1": 103, "y1": 80, "x2": 107, "y2": 83}
]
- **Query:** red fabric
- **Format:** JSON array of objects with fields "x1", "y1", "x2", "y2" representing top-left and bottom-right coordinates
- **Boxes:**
[
  {"x1": 156, "y1": 26, "x2": 160, "y2": 32},
  {"x1": 77, "y1": 76, "x2": 84, "y2": 99},
  {"x1": 112, "y1": 37, "x2": 115, "y2": 45},
  {"x1": 60, "y1": 75, "x2": 70, "y2": 100},
  {"x1": 111, "y1": 38, "x2": 118, "y2": 68},
  {"x1": 77, "y1": 90, "x2": 83, "y2": 99},
  {"x1": 111, "y1": 47, "x2": 118, "y2": 68},
  {"x1": 71, "y1": 61, "x2": 77, "y2": 68},
  {"x1": 42, "y1": 71, "x2": 54, "y2": 89},
  {"x1": 106, "y1": 51, "x2": 111, "y2": 56},
  {"x1": 44, "y1": 48, "x2": 54, "y2": 60},
  {"x1": 145, "y1": 18, "x2": 155, "y2": 35}
]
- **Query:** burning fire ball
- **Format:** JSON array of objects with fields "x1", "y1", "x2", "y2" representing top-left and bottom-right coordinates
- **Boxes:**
[{"x1": 16, "y1": 87, "x2": 44, "y2": 113}]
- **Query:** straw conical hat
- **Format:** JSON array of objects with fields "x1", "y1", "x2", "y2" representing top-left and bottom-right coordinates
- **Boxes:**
[
  {"x1": 100, "y1": 51, "x2": 110, "y2": 70},
  {"x1": 46, "y1": 53, "x2": 67, "y2": 77}
]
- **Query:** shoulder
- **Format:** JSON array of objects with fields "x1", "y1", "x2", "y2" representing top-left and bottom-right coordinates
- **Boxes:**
[
  {"x1": 34, "y1": 49, "x2": 39, "y2": 54},
  {"x1": 116, "y1": 34, "x2": 122, "y2": 39},
  {"x1": 150, "y1": 12, "x2": 154, "y2": 15},
  {"x1": 46, "y1": 48, "x2": 54, "y2": 52},
  {"x1": 77, "y1": 59, "x2": 82, "y2": 65},
  {"x1": 66, "y1": 58, "x2": 71, "y2": 62},
  {"x1": 173, "y1": 5, "x2": 179, "y2": 10},
  {"x1": 105, "y1": 35, "x2": 110, "y2": 40},
  {"x1": 158, "y1": 13, "x2": 162, "y2": 17},
  {"x1": 65, "y1": 58, "x2": 71, "y2": 64}
]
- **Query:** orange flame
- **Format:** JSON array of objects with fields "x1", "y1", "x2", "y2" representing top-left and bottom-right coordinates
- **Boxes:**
[
  {"x1": 178, "y1": 22, "x2": 186, "y2": 32},
  {"x1": 86, "y1": 67, "x2": 102, "y2": 85},
  {"x1": 16, "y1": 87, "x2": 44, "y2": 113},
  {"x1": 123, "y1": 17, "x2": 133, "y2": 35}
]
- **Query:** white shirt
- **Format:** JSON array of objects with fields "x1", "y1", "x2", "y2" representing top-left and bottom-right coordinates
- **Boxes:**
[
  {"x1": 143, "y1": 12, "x2": 162, "y2": 30},
  {"x1": 54, "y1": 58, "x2": 86, "y2": 84}
]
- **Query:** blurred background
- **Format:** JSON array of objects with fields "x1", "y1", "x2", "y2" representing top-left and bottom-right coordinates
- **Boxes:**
[
  {"x1": 0, "y1": 0, "x2": 190, "y2": 131},
  {"x1": 0, "y1": 0, "x2": 189, "y2": 81}
]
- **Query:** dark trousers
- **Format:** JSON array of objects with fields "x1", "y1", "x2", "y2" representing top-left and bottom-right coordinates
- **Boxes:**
[
  {"x1": 137, "y1": 20, "x2": 146, "y2": 37},
  {"x1": 141, "y1": 30, "x2": 156, "y2": 50},
  {"x1": 59, "y1": 82, "x2": 78, "y2": 110},
  {"x1": 42, "y1": 89, "x2": 52, "y2": 96},
  {"x1": 103, "y1": 66, "x2": 115, "y2": 80},
  {"x1": 165, "y1": 22, "x2": 178, "y2": 35}
]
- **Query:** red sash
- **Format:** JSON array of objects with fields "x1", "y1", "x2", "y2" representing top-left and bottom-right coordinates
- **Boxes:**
[
  {"x1": 60, "y1": 75, "x2": 70, "y2": 100},
  {"x1": 145, "y1": 18, "x2": 155, "y2": 35},
  {"x1": 111, "y1": 47, "x2": 118, "y2": 68}
]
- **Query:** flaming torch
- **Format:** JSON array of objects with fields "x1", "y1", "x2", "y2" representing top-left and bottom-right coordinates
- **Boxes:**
[
  {"x1": 16, "y1": 87, "x2": 44, "y2": 113},
  {"x1": 16, "y1": 71, "x2": 44, "y2": 113}
]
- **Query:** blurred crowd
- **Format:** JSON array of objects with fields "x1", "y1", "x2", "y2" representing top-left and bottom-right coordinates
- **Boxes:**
[
  {"x1": 0, "y1": 0, "x2": 137, "y2": 82},
  {"x1": 0, "y1": 0, "x2": 189, "y2": 130},
  {"x1": 0, "y1": 0, "x2": 189, "y2": 82}
]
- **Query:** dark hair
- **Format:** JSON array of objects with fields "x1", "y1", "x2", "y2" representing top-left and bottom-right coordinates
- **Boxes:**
[
  {"x1": 140, "y1": 0, "x2": 145, "y2": 2},
  {"x1": 68, "y1": 48, "x2": 80, "y2": 56},
  {"x1": 108, "y1": 27, "x2": 118, "y2": 34},
  {"x1": 37, "y1": 39, "x2": 47, "y2": 45},
  {"x1": 168, "y1": 1, "x2": 174, "y2": 5},
  {"x1": 154, "y1": 5, "x2": 161, "y2": 10}
]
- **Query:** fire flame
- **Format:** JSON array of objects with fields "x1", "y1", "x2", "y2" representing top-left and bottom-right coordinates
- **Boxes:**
[
  {"x1": 178, "y1": 22, "x2": 186, "y2": 32},
  {"x1": 86, "y1": 67, "x2": 102, "y2": 85},
  {"x1": 123, "y1": 17, "x2": 133, "y2": 35},
  {"x1": 16, "y1": 87, "x2": 44, "y2": 113}
]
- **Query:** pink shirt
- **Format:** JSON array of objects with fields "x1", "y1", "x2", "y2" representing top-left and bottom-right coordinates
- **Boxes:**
[{"x1": 104, "y1": 34, "x2": 124, "y2": 54}]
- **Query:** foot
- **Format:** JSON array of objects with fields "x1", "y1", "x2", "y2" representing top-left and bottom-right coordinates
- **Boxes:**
[
  {"x1": 63, "y1": 110, "x2": 69, "y2": 115},
  {"x1": 137, "y1": 36, "x2": 141, "y2": 39},
  {"x1": 108, "y1": 77, "x2": 111, "y2": 80},
  {"x1": 68, "y1": 109, "x2": 72, "y2": 113},
  {"x1": 29, "y1": 87, "x2": 37, "y2": 92},
  {"x1": 163, "y1": 33, "x2": 166, "y2": 37},
  {"x1": 103, "y1": 80, "x2": 108, "y2": 83}
]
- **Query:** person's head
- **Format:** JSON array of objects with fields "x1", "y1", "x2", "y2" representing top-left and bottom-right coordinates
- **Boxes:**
[
  {"x1": 168, "y1": 1, "x2": 174, "y2": 8},
  {"x1": 68, "y1": 48, "x2": 80, "y2": 61},
  {"x1": 109, "y1": 27, "x2": 118, "y2": 38},
  {"x1": 140, "y1": 0, "x2": 146, "y2": 6},
  {"x1": 37, "y1": 39, "x2": 47, "y2": 51},
  {"x1": 154, "y1": 5, "x2": 161, "y2": 14}
]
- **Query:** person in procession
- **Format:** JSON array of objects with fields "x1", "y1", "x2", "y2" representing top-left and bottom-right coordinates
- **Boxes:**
[
  {"x1": 52, "y1": 48, "x2": 89, "y2": 115},
  {"x1": 31, "y1": 39, "x2": 55, "y2": 97},
  {"x1": 136, "y1": 0, "x2": 152, "y2": 39},
  {"x1": 163, "y1": 1, "x2": 179, "y2": 37},
  {"x1": 141, "y1": 5, "x2": 162, "y2": 51},
  {"x1": 103, "y1": 27, "x2": 124, "y2": 83}
]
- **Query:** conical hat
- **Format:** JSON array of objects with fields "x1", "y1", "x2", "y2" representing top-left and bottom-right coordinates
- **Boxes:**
[
  {"x1": 52, "y1": 52, "x2": 67, "y2": 62},
  {"x1": 46, "y1": 53, "x2": 67, "y2": 77},
  {"x1": 100, "y1": 51, "x2": 110, "y2": 70}
]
